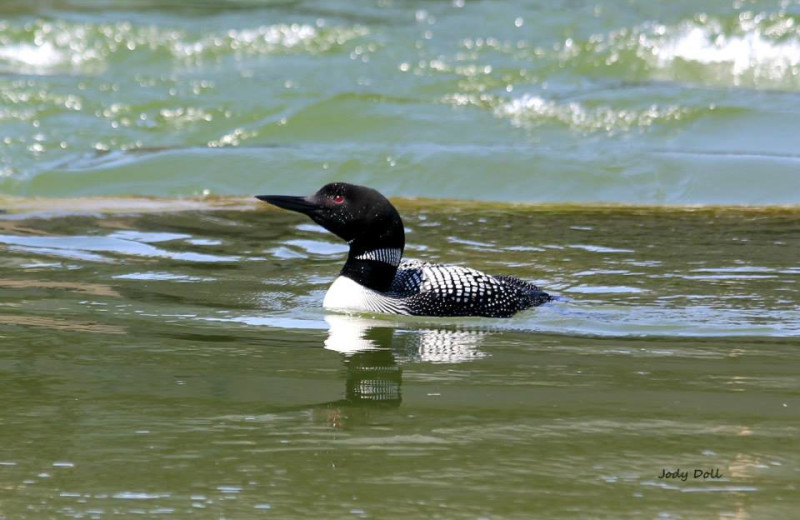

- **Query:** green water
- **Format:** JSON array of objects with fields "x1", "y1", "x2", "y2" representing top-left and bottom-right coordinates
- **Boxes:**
[
  {"x1": 1, "y1": 202, "x2": 799, "y2": 519},
  {"x1": 2, "y1": 0, "x2": 800, "y2": 518},
  {"x1": 1, "y1": 0, "x2": 800, "y2": 203}
]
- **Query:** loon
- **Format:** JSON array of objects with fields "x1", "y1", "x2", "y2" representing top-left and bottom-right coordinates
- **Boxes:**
[{"x1": 256, "y1": 182, "x2": 551, "y2": 318}]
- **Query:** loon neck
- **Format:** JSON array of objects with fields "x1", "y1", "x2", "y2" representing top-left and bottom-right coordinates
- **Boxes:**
[
  {"x1": 340, "y1": 246, "x2": 403, "y2": 292},
  {"x1": 333, "y1": 200, "x2": 405, "y2": 293}
]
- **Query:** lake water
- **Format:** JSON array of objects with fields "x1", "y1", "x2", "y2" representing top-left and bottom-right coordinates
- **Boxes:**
[
  {"x1": 1, "y1": 202, "x2": 799, "y2": 519},
  {"x1": 1, "y1": 0, "x2": 799, "y2": 203},
  {"x1": 1, "y1": 0, "x2": 800, "y2": 519}
]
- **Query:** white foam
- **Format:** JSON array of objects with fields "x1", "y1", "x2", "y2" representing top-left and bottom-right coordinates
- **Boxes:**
[
  {"x1": 173, "y1": 23, "x2": 366, "y2": 58},
  {"x1": 0, "y1": 42, "x2": 65, "y2": 69},
  {"x1": 495, "y1": 94, "x2": 686, "y2": 132},
  {"x1": 644, "y1": 22, "x2": 800, "y2": 82}
]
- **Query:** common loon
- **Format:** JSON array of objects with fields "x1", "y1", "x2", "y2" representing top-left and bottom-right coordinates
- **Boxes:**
[{"x1": 256, "y1": 182, "x2": 551, "y2": 318}]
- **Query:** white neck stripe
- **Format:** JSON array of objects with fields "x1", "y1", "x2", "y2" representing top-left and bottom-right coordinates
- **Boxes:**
[{"x1": 354, "y1": 248, "x2": 402, "y2": 266}]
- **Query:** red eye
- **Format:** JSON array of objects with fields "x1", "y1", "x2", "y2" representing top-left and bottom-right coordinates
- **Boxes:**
[{"x1": 332, "y1": 195, "x2": 344, "y2": 204}]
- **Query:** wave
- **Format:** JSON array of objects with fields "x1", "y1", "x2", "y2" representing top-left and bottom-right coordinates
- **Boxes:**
[
  {"x1": 0, "y1": 18, "x2": 367, "y2": 75},
  {"x1": 492, "y1": 94, "x2": 691, "y2": 134},
  {"x1": 578, "y1": 13, "x2": 800, "y2": 88}
]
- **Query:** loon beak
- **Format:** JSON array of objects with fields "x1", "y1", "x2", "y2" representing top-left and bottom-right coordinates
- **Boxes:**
[{"x1": 255, "y1": 195, "x2": 317, "y2": 215}]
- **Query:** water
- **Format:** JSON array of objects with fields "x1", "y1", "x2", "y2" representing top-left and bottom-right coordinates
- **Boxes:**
[
  {"x1": 1, "y1": 0, "x2": 799, "y2": 203},
  {"x1": 2, "y1": 0, "x2": 800, "y2": 518},
  {"x1": 1, "y1": 201, "x2": 799, "y2": 519}
]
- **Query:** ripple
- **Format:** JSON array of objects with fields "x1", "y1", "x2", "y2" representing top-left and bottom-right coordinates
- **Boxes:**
[
  {"x1": 284, "y1": 239, "x2": 349, "y2": 256},
  {"x1": 113, "y1": 272, "x2": 215, "y2": 282},
  {"x1": 0, "y1": 234, "x2": 240, "y2": 262},
  {"x1": 564, "y1": 285, "x2": 647, "y2": 294},
  {"x1": 494, "y1": 94, "x2": 691, "y2": 134},
  {"x1": 568, "y1": 244, "x2": 635, "y2": 254},
  {"x1": 111, "y1": 492, "x2": 171, "y2": 500},
  {"x1": 681, "y1": 486, "x2": 759, "y2": 493}
]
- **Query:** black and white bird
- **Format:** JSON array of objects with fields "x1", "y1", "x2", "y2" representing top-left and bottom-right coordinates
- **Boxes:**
[{"x1": 256, "y1": 183, "x2": 551, "y2": 317}]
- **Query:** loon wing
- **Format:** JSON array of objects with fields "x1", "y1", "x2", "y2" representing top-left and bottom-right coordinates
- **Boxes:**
[{"x1": 391, "y1": 261, "x2": 549, "y2": 317}]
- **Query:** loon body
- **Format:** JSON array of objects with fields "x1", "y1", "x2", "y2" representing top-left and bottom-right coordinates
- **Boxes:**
[{"x1": 257, "y1": 183, "x2": 551, "y2": 318}]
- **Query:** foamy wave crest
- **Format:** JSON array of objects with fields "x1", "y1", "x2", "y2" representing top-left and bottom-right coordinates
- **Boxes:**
[
  {"x1": 641, "y1": 15, "x2": 800, "y2": 86},
  {"x1": 0, "y1": 19, "x2": 178, "y2": 74},
  {"x1": 0, "y1": 30, "x2": 104, "y2": 74},
  {"x1": 493, "y1": 94, "x2": 689, "y2": 134},
  {"x1": 173, "y1": 24, "x2": 368, "y2": 60},
  {"x1": 0, "y1": 42, "x2": 68, "y2": 72},
  {"x1": 584, "y1": 12, "x2": 800, "y2": 88},
  {"x1": 0, "y1": 19, "x2": 367, "y2": 74}
]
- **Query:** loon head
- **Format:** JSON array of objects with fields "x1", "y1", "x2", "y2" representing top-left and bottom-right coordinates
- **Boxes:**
[
  {"x1": 256, "y1": 182, "x2": 405, "y2": 250},
  {"x1": 257, "y1": 182, "x2": 405, "y2": 291}
]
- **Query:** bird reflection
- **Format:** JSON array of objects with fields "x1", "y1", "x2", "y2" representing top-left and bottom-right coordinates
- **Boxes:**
[
  {"x1": 324, "y1": 314, "x2": 488, "y2": 364},
  {"x1": 342, "y1": 349, "x2": 402, "y2": 406},
  {"x1": 314, "y1": 314, "x2": 488, "y2": 429}
]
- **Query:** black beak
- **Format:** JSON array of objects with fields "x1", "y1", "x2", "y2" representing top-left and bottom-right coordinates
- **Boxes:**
[{"x1": 255, "y1": 195, "x2": 317, "y2": 215}]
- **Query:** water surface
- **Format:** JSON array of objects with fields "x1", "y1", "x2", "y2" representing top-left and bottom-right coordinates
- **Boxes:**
[
  {"x1": 1, "y1": 201, "x2": 798, "y2": 519},
  {"x1": 2, "y1": 0, "x2": 800, "y2": 517},
  {"x1": 1, "y1": 0, "x2": 799, "y2": 203}
]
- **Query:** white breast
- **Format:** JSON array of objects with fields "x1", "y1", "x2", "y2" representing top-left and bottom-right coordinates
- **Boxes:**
[
  {"x1": 323, "y1": 276, "x2": 368, "y2": 311},
  {"x1": 323, "y1": 276, "x2": 408, "y2": 315}
]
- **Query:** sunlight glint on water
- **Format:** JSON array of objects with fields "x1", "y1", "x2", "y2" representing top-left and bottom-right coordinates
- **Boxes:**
[
  {"x1": 0, "y1": 1, "x2": 799, "y2": 203},
  {"x1": 2, "y1": 0, "x2": 800, "y2": 518}
]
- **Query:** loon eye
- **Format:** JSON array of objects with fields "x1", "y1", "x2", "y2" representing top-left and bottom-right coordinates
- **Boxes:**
[{"x1": 332, "y1": 195, "x2": 345, "y2": 204}]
